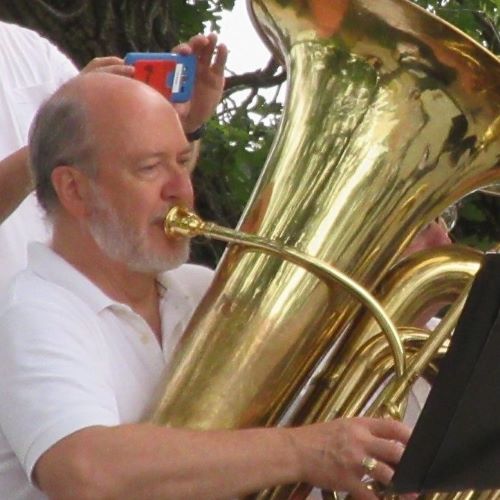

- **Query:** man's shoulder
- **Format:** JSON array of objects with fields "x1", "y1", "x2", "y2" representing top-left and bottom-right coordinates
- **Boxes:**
[
  {"x1": 0, "y1": 21, "x2": 50, "y2": 47},
  {"x1": 0, "y1": 269, "x2": 107, "y2": 359},
  {"x1": 0, "y1": 267, "x2": 92, "y2": 321},
  {"x1": 0, "y1": 20, "x2": 77, "y2": 84}
]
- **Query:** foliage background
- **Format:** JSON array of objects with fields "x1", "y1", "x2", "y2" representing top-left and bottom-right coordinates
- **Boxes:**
[{"x1": 0, "y1": 0, "x2": 498, "y2": 267}]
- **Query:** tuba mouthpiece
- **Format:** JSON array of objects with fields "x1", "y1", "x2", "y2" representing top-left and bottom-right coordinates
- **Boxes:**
[{"x1": 163, "y1": 206, "x2": 204, "y2": 238}]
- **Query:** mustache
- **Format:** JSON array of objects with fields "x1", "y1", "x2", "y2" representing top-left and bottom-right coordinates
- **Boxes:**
[
  {"x1": 152, "y1": 213, "x2": 168, "y2": 225},
  {"x1": 151, "y1": 205, "x2": 175, "y2": 225}
]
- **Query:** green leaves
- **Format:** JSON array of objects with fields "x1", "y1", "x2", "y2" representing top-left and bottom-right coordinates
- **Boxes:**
[
  {"x1": 192, "y1": 88, "x2": 283, "y2": 267},
  {"x1": 452, "y1": 193, "x2": 500, "y2": 250},
  {"x1": 170, "y1": 0, "x2": 236, "y2": 41}
]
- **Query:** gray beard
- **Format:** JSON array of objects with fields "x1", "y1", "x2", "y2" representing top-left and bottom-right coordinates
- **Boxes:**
[{"x1": 87, "y1": 184, "x2": 189, "y2": 274}]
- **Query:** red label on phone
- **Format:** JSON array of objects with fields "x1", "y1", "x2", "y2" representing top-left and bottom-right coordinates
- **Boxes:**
[{"x1": 133, "y1": 60, "x2": 177, "y2": 100}]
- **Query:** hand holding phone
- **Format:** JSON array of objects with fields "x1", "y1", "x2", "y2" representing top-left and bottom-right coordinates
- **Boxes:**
[{"x1": 124, "y1": 52, "x2": 196, "y2": 103}]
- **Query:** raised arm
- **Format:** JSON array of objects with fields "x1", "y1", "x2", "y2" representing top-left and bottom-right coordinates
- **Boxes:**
[
  {"x1": 0, "y1": 148, "x2": 32, "y2": 222},
  {"x1": 171, "y1": 33, "x2": 228, "y2": 171}
]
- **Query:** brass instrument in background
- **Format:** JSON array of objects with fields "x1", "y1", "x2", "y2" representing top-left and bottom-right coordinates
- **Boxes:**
[{"x1": 155, "y1": 0, "x2": 500, "y2": 498}]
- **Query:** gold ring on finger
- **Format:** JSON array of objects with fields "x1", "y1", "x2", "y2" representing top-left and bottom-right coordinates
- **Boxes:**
[{"x1": 361, "y1": 456, "x2": 378, "y2": 473}]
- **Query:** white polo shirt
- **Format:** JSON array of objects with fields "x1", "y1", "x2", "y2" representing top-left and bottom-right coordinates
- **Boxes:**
[
  {"x1": 0, "y1": 22, "x2": 78, "y2": 296},
  {"x1": 0, "y1": 242, "x2": 214, "y2": 500}
]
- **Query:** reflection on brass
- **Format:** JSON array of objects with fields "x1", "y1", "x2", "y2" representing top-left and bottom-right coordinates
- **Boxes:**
[
  {"x1": 164, "y1": 206, "x2": 405, "y2": 375},
  {"x1": 289, "y1": 245, "x2": 482, "y2": 424},
  {"x1": 481, "y1": 183, "x2": 500, "y2": 196},
  {"x1": 154, "y1": 1, "x2": 499, "y2": 498}
]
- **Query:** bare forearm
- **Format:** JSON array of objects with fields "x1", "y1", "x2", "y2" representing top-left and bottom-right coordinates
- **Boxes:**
[
  {"x1": 36, "y1": 417, "x2": 411, "y2": 500},
  {"x1": 0, "y1": 147, "x2": 33, "y2": 222},
  {"x1": 37, "y1": 424, "x2": 301, "y2": 500}
]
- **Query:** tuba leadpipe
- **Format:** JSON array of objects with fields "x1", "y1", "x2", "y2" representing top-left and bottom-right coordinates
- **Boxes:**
[{"x1": 161, "y1": 205, "x2": 406, "y2": 378}]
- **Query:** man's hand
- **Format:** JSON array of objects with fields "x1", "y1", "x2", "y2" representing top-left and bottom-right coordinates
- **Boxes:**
[
  {"x1": 172, "y1": 33, "x2": 228, "y2": 133},
  {"x1": 81, "y1": 56, "x2": 134, "y2": 78},
  {"x1": 288, "y1": 417, "x2": 412, "y2": 499},
  {"x1": 403, "y1": 218, "x2": 452, "y2": 257}
]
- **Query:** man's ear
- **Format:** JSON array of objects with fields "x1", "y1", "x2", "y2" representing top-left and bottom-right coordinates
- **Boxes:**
[{"x1": 51, "y1": 166, "x2": 93, "y2": 218}]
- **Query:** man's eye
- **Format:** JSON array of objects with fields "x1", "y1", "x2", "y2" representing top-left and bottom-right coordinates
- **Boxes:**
[
  {"x1": 139, "y1": 164, "x2": 159, "y2": 173},
  {"x1": 179, "y1": 155, "x2": 192, "y2": 168}
]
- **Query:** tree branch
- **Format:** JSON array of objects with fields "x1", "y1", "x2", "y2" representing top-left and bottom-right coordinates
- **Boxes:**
[{"x1": 225, "y1": 56, "x2": 286, "y2": 92}]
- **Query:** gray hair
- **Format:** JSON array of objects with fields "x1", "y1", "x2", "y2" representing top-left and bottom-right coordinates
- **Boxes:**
[{"x1": 29, "y1": 83, "x2": 97, "y2": 216}]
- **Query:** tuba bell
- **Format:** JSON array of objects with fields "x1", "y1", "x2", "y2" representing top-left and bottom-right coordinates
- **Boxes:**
[{"x1": 153, "y1": 0, "x2": 500, "y2": 497}]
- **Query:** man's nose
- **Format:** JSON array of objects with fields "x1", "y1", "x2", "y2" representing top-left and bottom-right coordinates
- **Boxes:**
[{"x1": 161, "y1": 167, "x2": 194, "y2": 207}]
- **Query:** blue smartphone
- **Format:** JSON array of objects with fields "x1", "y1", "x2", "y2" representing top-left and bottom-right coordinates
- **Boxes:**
[{"x1": 124, "y1": 52, "x2": 196, "y2": 103}]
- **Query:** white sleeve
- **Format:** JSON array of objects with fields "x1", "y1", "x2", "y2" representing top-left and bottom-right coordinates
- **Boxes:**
[
  {"x1": 0, "y1": 25, "x2": 79, "y2": 149},
  {"x1": 41, "y1": 34, "x2": 79, "y2": 85},
  {"x1": 0, "y1": 300, "x2": 119, "y2": 481}
]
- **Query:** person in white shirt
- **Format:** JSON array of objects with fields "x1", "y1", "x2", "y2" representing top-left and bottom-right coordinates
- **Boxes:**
[
  {"x1": 0, "y1": 72, "x2": 411, "y2": 500},
  {"x1": 0, "y1": 21, "x2": 78, "y2": 295},
  {"x1": 0, "y1": 21, "x2": 226, "y2": 297},
  {"x1": 0, "y1": 21, "x2": 136, "y2": 296}
]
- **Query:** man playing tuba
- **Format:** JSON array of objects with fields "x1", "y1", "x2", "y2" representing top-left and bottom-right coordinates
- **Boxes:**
[{"x1": 0, "y1": 72, "x2": 412, "y2": 500}]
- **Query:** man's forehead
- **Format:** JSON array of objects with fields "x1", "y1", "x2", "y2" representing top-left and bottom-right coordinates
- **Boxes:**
[
  {"x1": 91, "y1": 115, "x2": 187, "y2": 162},
  {"x1": 89, "y1": 98, "x2": 178, "y2": 139}
]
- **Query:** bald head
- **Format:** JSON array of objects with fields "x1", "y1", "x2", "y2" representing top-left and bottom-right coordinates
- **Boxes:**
[
  {"x1": 71, "y1": 72, "x2": 177, "y2": 126},
  {"x1": 29, "y1": 73, "x2": 180, "y2": 216}
]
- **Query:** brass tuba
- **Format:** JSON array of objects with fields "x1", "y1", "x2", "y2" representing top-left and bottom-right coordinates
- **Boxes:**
[{"x1": 153, "y1": 0, "x2": 500, "y2": 497}]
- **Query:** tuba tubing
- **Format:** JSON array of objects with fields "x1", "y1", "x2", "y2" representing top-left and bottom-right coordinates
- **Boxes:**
[{"x1": 287, "y1": 245, "x2": 482, "y2": 427}]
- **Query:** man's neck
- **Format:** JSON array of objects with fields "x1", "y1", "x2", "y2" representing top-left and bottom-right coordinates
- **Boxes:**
[{"x1": 51, "y1": 219, "x2": 163, "y2": 342}]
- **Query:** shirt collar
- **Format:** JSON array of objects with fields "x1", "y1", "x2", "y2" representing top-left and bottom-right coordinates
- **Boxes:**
[{"x1": 28, "y1": 242, "x2": 183, "y2": 313}]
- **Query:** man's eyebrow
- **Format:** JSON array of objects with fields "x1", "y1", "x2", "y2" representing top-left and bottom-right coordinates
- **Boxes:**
[
  {"x1": 129, "y1": 151, "x2": 173, "y2": 164},
  {"x1": 128, "y1": 147, "x2": 191, "y2": 163}
]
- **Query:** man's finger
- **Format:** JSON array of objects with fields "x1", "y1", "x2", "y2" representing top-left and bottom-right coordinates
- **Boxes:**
[
  {"x1": 198, "y1": 34, "x2": 218, "y2": 64},
  {"x1": 187, "y1": 33, "x2": 210, "y2": 55},
  {"x1": 365, "y1": 460, "x2": 394, "y2": 486},
  {"x1": 97, "y1": 65, "x2": 134, "y2": 77},
  {"x1": 369, "y1": 437, "x2": 405, "y2": 465},
  {"x1": 171, "y1": 42, "x2": 192, "y2": 55},
  {"x1": 365, "y1": 418, "x2": 411, "y2": 444},
  {"x1": 212, "y1": 44, "x2": 228, "y2": 74},
  {"x1": 83, "y1": 56, "x2": 124, "y2": 71}
]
